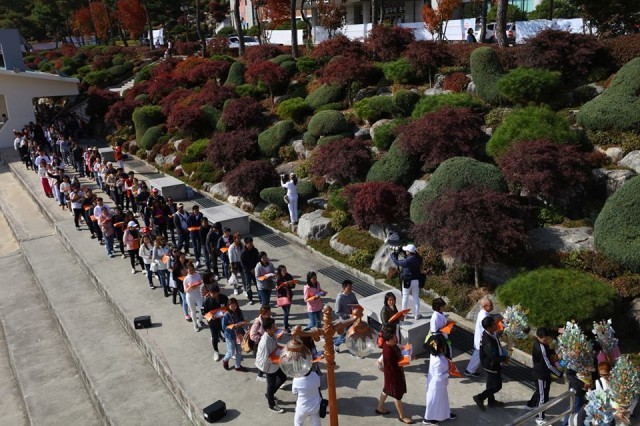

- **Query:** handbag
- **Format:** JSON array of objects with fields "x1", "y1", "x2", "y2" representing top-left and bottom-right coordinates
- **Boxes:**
[
  {"x1": 228, "y1": 274, "x2": 238, "y2": 286},
  {"x1": 241, "y1": 331, "x2": 254, "y2": 353},
  {"x1": 277, "y1": 295, "x2": 291, "y2": 307},
  {"x1": 319, "y1": 391, "x2": 328, "y2": 418},
  {"x1": 418, "y1": 272, "x2": 427, "y2": 288},
  {"x1": 377, "y1": 330, "x2": 385, "y2": 349},
  {"x1": 151, "y1": 260, "x2": 159, "y2": 273}
]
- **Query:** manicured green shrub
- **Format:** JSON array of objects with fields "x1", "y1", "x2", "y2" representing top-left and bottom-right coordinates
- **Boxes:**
[
  {"x1": 470, "y1": 47, "x2": 505, "y2": 105},
  {"x1": 234, "y1": 83, "x2": 266, "y2": 98},
  {"x1": 224, "y1": 61, "x2": 245, "y2": 86},
  {"x1": 497, "y1": 67, "x2": 562, "y2": 105},
  {"x1": 132, "y1": 105, "x2": 164, "y2": 143},
  {"x1": 272, "y1": 54, "x2": 294, "y2": 65},
  {"x1": 307, "y1": 110, "x2": 350, "y2": 137},
  {"x1": 317, "y1": 134, "x2": 352, "y2": 146},
  {"x1": 410, "y1": 157, "x2": 506, "y2": 224},
  {"x1": 108, "y1": 61, "x2": 134, "y2": 78},
  {"x1": 328, "y1": 187, "x2": 348, "y2": 211},
  {"x1": 279, "y1": 60, "x2": 297, "y2": 75},
  {"x1": 366, "y1": 140, "x2": 419, "y2": 187},
  {"x1": 353, "y1": 96, "x2": 397, "y2": 123},
  {"x1": 330, "y1": 210, "x2": 351, "y2": 232},
  {"x1": 83, "y1": 70, "x2": 111, "y2": 87},
  {"x1": 393, "y1": 90, "x2": 420, "y2": 116},
  {"x1": 497, "y1": 268, "x2": 616, "y2": 328},
  {"x1": 302, "y1": 131, "x2": 318, "y2": 148},
  {"x1": 372, "y1": 120, "x2": 403, "y2": 150},
  {"x1": 487, "y1": 106, "x2": 578, "y2": 158},
  {"x1": 411, "y1": 93, "x2": 483, "y2": 119},
  {"x1": 315, "y1": 102, "x2": 345, "y2": 112},
  {"x1": 135, "y1": 64, "x2": 152, "y2": 83},
  {"x1": 296, "y1": 56, "x2": 319, "y2": 74},
  {"x1": 261, "y1": 204, "x2": 284, "y2": 221},
  {"x1": 259, "y1": 180, "x2": 317, "y2": 209},
  {"x1": 277, "y1": 97, "x2": 311, "y2": 123},
  {"x1": 305, "y1": 84, "x2": 343, "y2": 110},
  {"x1": 139, "y1": 125, "x2": 164, "y2": 150},
  {"x1": 183, "y1": 138, "x2": 209, "y2": 163},
  {"x1": 382, "y1": 58, "x2": 417, "y2": 84},
  {"x1": 258, "y1": 120, "x2": 295, "y2": 157},
  {"x1": 485, "y1": 107, "x2": 512, "y2": 129},
  {"x1": 576, "y1": 57, "x2": 640, "y2": 132},
  {"x1": 594, "y1": 176, "x2": 640, "y2": 272}
]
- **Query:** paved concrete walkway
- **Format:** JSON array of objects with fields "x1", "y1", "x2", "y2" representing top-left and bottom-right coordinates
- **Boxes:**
[{"x1": 0, "y1": 149, "x2": 563, "y2": 425}]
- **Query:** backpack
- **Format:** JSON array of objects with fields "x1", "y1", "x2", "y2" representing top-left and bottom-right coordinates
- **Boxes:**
[{"x1": 241, "y1": 331, "x2": 254, "y2": 354}]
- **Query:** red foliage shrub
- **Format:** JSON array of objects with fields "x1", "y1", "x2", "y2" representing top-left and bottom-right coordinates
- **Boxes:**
[
  {"x1": 123, "y1": 80, "x2": 150, "y2": 101},
  {"x1": 494, "y1": 44, "x2": 524, "y2": 71},
  {"x1": 310, "y1": 138, "x2": 371, "y2": 185},
  {"x1": 310, "y1": 35, "x2": 366, "y2": 65},
  {"x1": 44, "y1": 50, "x2": 62, "y2": 61},
  {"x1": 191, "y1": 81, "x2": 236, "y2": 108},
  {"x1": 147, "y1": 72, "x2": 184, "y2": 102},
  {"x1": 412, "y1": 187, "x2": 528, "y2": 268},
  {"x1": 223, "y1": 160, "x2": 278, "y2": 201},
  {"x1": 403, "y1": 41, "x2": 453, "y2": 80},
  {"x1": 519, "y1": 29, "x2": 605, "y2": 81},
  {"x1": 167, "y1": 103, "x2": 211, "y2": 136},
  {"x1": 159, "y1": 88, "x2": 193, "y2": 116},
  {"x1": 207, "y1": 36, "x2": 232, "y2": 56},
  {"x1": 446, "y1": 43, "x2": 477, "y2": 69},
  {"x1": 174, "y1": 41, "x2": 200, "y2": 56},
  {"x1": 320, "y1": 55, "x2": 374, "y2": 88},
  {"x1": 364, "y1": 25, "x2": 415, "y2": 62},
  {"x1": 611, "y1": 275, "x2": 640, "y2": 299},
  {"x1": 206, "y1": 129, "x2": 259, "y2": 171},
  {"x1": 243, "y1": 44, "x2": 285, "y2": 66},
  {"x1": 343, "y1": 182, "x2": 410, "y2": 228},
  {"x1": 496, "y1": 139, "x2": 592, "y2": 200},
  {"x1": 85, "y1": 86, "x2": 119, "y2": 117},
  {"x1": 60, "y1": 43, "x2": 77, "y2": 57},
  {"x1": 174, "y1": 57, "x2": 211, "y2": 79},
  {"x1": 220, "y1": 97, "x2": 264, "y2": 130},
  {"x1": 442, "y1": 72, "x2": 470, "y2": 92},
  {"x1": 186, "y1": 60, "x2": 231, "y2": 86},
  {"x1": 602, "y1": 34, "x2": 640, "y2": 70},
  {"x1": 396, "y1": 107, "x2": 486, "y2": 170},
  {"x1": 105, "y1": 98, "x2": 142, "y2": 126},
  {"x1": 92, "y1": 54, "x2": 112, "y2": 70},
  {"x1": 151, "y1": 57, "x2": 180, "y2": 78},
  {"x1": 245, "y1": 60, "x2": 288, "y2": 96}
]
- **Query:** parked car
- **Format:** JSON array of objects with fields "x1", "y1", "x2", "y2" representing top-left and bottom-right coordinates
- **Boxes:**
[
  {"x1": 227, "y1": 36, "x2": 260, "y2": 48},
  {"x1": 475, "y1": 22, "x2": 516, "y2": 43}
]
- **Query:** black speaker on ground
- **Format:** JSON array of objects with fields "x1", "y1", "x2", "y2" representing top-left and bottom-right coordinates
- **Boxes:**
[
  {"x1": 203, "y1": 400, "x2": 226, "y2": 423},
  {"x1": 134, "y1": 315, "x2": 152, "y2": 329}
]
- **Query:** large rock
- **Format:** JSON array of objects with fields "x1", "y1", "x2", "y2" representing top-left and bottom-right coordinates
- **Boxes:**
[
  {"x1": 227, "y1": 195, "x2": 254, "y2": 212},
  {"x1": 329, "y1": 233, "x2": 357, "y2": 256},
  {"x1": 292, "y1": 139, "x2": 311, "y2": 159},
  {"x1": 209, "y1": 182, "x2": 229, "y2": 199},
  {"x1": 606, "y1": 147, "x2": 624, "y2": 163},
  {"x1": 528, "y1": 226, "x2": 594, "y2": 253},
  {"x1": 619, "y1": 150, "x2": 640, "y2": 173},
  {"x1": 370, "y1": 243, "x2": 396, "y2": 276},
  {"x1": 368, "y1": 224, "x2": 400, "y2": 242},
  {"x1": 628, "y1": 298, "x2": 640, "y2": 333},
  {"x1": 297, "y1": 210, "x2": 334, "y2": 240},
  {"x1": 173, "y1": 139, "x2": 184, "y2": 151},
  {"x1": 355, "y1": 127, "x2": 370, "y2": 139},
  {"x1": 424, "y1": 88, "x2": 451, "y2": 96},
  {"x1": 408, "y1": 179, "x2": 428, "y2": 197},
  {"x1": 202, "y1": 182, "x2": 214, "y2": 192},
  {"x1": 369, "y1": 119, "x2": 393, "y2": 142},
  {"x1": 592, "y1": 168, "x2": 635, "y2": 197},
  {"x1": 481, "y1": 262, "x2": 522, "y2": 286},
  {"x1": 154, "y1": 154, "x2": 165, "y2": 166},
  {"x1": 307, "y1": 197, "x2": 328, "y2": 209}
]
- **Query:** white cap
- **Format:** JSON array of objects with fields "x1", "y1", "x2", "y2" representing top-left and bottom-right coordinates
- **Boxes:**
[
  {"x1": 127, "y1": 221, "x2": 138, "y2": 228},
  {"x1": 402, "y1": 244, "x2": 417, "y2": 253}
]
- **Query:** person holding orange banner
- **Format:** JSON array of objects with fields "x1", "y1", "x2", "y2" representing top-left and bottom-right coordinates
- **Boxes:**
[
  {"x1": 187, "y1": 205, "x2": 203, "y2": 267},
  {"x1": 221, "y1": 298, "x2": 248, "y2": 372},
  {"x1": 275, "y1": 265, "x2": 295, "y2": 334},
  {"x1": 423, "y1": 334, "x2": 457, "y2": 425},
  {"x1": 255, "y1": 252, "x2": 276, "y2": 307},
  {"x1": 255, "y1": 317, "x2": 287, "y2": 414},
  {"x1": 217, "y1": 227, "x2": 233, "y2": 279},
  {"x1": 203, "y1": 284, "x2": 228, "y2": 361},
  {"x1": 183, "y1": 263, "x2": 205, "y2": 332},
  {"x1": 153, "y1": 236, "x2": 171, "y2": 297},
  {"x1": 376, "y1": 331, "x2": 413, "y2": 424}
]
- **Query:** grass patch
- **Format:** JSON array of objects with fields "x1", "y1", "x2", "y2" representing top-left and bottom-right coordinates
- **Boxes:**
[{"x1": 335, "y1": 226, "x2": 382, "y2": 252}]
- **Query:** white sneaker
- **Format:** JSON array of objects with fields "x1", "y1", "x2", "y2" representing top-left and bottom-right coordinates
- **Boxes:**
[
  {"x1": 213, "y1": 351, "x2": 220, "y2": 361},
  {"x1": 131, "y1": 268, "x2": 136, "y2": 274},
  {"x1": 215, "y1": 275, "x2": 220, "y2": 280},
  {"x1": 231, "y1": 355, "x2": 236, "y2": 360},
  {"x1": 195, "y1": 261, "x2": 200, "y2": 268},
  {"x1": 535, "y1": 419, "x2": 547, "y2": 425},
  {"x1": 256, "y1": 376, "x2": 267, "y2": 382},
  {"x1": 243, "y1": 291, "x2": 248, "y2": 297},
  {"x1": 142, "y1": 270, "x2": 147, "y2": 275},
  {"x1": 233, "y1": 289, "x2": 239, "y2": 295},
  {"x1": 122, "y1": 254, "x2": 126, "y2": 259}
]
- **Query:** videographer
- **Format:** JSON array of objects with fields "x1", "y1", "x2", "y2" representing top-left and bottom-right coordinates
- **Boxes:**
[
  {"x1": 390, "y1": 244, "x2": 422, "y2": 320},
  {"x1": 281, "y1": 172, "x2": 298, "y2": 226}
]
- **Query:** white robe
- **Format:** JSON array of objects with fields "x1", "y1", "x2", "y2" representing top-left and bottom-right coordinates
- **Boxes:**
[{"x1": 424, "y1": 354, "x2": 450, "y2": 421}]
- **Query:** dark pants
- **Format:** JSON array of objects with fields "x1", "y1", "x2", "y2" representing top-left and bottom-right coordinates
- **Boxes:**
[
  {"x1": 258, "y1": 289, "x2": 272, "y2": 306},
  {"x1": 73, "y1": 208, "x2": 83, "y2": 228},
  {"x1": 478, "y1": 370, "x2": 502, "y2": 403},
  {"x1": 177, "y1": 231, "x2": 190, "y2": 254},
  {"x1": 242, "y1": 269, "x2": 256, "y2": 302},
  {"x1": 190, "y1": 232, "x2": 201, "y2": 260},
  {"x1": 528, "y1": 378, "x2": 551, "y2": 420},
  {"x1": 281, "y1": 305, "x2": 291, "y2": 329},
  {"x1": 208, "y1": 319, "x2": 222, "y2": 352},
  {"x1": 266, "y1": 369, "x2": 287, "y2": 408},
  {"x1": 562, "y1": 394, "x2": 585, "y2": 426},
  {"x1": 128, "y1": 250, "x2": 143, "y2": 269}
]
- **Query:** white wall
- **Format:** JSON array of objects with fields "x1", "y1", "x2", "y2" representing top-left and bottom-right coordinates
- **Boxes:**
[
  {"x1": 265, "y1": 29, "x2": 305, "y2": 46},
  {"x1": 0, "y1": 69, "x2": 78, "y2": 149}
]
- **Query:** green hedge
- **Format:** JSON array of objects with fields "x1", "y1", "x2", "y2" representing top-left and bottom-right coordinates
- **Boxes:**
[
  {"x1": 277, "y1": 97, "x2": 311, "y2": 123},
  {"x1": 315, "y1": 102, "x2": 345, "y2": 112},
  {"x1": 576, "y1": 57, "x2": 640, "y2": 132},
  {"x1": 594, "y1": 176, "x2": 640, "y2": 272},
  {"x1": 139, "y1": 125, "x2": 164, "y2": 150},
  {"x1": 305, "y1": 84, "x2": 343, "y2": 110},
  {"x1": 353, "y1": 95, "x2": 397, "y2": 123},
  {"x1": 258, "y1": 120, "x2": 295, "y2": 157},
  {"x1": 259, "y1": 180, "x2": 317, "y2": 209},
  {"x1": 486, "y1": 106, "x2": 578, "y2": 158},
  {"x1": 470, "y1": 47, "x2": 504, "y2": 105},
  {"x1": 317, "y1": 134, "x2": 352, "y2": 146},
  {"x1": 382, "y1": 58, "x2": 417, "y2": 84},
  {"x1": 410, "y1": 156, "x2": 506, "y2": 224},
  {"x1": 393, "y1": 90, "x2": 420, "y2": 116},
  {"x1": 302, "y1": 131, "x2": 318, "y2": 148},
  {"x1": 225, "y1": 61, "x2": 245, "y2": 86},
  {"x1": 134, "y1": 64, "x2": 152, "y2": 83},
  {"x1": 372, "y1": 120, "x2": 403, "y2": 150},
  {"x1": 132, "y1": 105, "x2": 164, "y2": 143},
  {"x1": 366, "y1": 140, "x2": 419, "y2": 187},
  {"x1": 296, "y1": 56, "x2": 319, "y2": 74},
  {"x1": 497, "y1": 268, "x2": 616, "y2": 328},
  {"x1": 412, "y1": 93, "x2": 483, "y2": 119},
  {"x1": 235, "y1": 83, "x2": 266, "y2": 98},
  {"x1": 83, "y1": 70, "x2": 111, "y2": 87},
  {"x1": 497, "y1": 67, "x2": 562, "y2": 106},
  {"x1": 307, "y1": 110, "x2": 350, "y2": 137},
  {"x1": 183, "y1": 138, "x2": 209, "y2": 163},
  {"x1": 272, "y1": 54, "x2": 294, "y2": 65}
]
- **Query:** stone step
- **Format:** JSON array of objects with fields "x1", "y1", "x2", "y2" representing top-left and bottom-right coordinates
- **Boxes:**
[{"x1": 0, "y1": 161, "x2": 190, "y2": 426}]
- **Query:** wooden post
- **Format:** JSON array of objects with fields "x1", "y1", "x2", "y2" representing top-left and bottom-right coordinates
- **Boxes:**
[{"x1": 322, "y1": 306, "x2": 339, "y2": 426}]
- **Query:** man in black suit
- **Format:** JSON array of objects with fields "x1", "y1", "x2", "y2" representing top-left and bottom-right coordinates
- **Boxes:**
[{"x1": 473, "y1": 316, "x2": 509, "y2": 411}]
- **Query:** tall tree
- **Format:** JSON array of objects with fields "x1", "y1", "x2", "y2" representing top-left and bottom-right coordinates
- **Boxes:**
[
  {"x1": 195, "y1": 0, "x2": 206, "y2": 56},
  {"x1": 568, "y1": 0, "x2": 640, "y2": 36},
  {"x1": 233, "y1": 0, "x2": 245, "y2": 54},
  {"x1": 90, "y1": 1, "x2": 113, "y2": 44},
  {"x1": 317, "y1": 0, "x2": 346, "y2": 39},
  {"x1": 495, "y1": 0, "x2": 507, "y2": 47},
  {"x1": 479, "y1": 0, "x2": 489, "y2": 42},
  {"x1": 422, "y1": 0, "x2": 463, "y2": 42},
  {"x1": 290, "y1": 0, "x2": 299, "y2": 57},
  {"x1": 33, "y1": 0, "x2": 66, "y2": 46},
  {"x1": 117, "y1": 0, "x2": 147, "y2": 39}
]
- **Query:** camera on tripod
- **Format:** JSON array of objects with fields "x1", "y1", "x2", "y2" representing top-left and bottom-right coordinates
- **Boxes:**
[{"x1": 386, "y1": 232, "x2": 401, "y2": 253}]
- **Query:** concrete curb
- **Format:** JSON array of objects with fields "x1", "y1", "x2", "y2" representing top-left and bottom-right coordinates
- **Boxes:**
[{"x1": 3, "y1": 155, "x2": 204, "y2": 426}]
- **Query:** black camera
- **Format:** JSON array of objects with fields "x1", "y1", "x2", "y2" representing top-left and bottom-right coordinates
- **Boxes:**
[{"x1": 386, "y1": 232, "x2": 401, "y2": 252}]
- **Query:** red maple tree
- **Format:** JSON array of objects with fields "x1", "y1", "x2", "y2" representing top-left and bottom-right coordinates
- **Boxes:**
[
  {"x1": 422, "y1": 0, "x2": 463, "y2": 41},
  {"x1": 245, "y1": 60, "x2": 288, "y2": 103},
  {"x1": 117, "y1": 0, "x2": 147, "y2": 39},
  {"x1": 343, "y1": 182, "x2": 411, "y2": 229}
]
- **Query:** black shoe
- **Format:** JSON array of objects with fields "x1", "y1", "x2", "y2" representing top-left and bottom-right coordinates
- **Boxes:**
[
  {"x1": 488, "y1": 400, "x2": 505, "y2": 408},
  {"x1": 464, "y1": 370, "x2": 480, "y2": 378},
  {"x1": 473, "y1": 395, "x2": 486, "y2": 411},
  {"x1": 448, "y1": 413, "x2": 457, "y2": 420}
]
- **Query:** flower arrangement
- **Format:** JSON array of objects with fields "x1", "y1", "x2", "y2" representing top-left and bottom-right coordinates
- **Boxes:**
[
  {"x1": 556, "y1": 321, "x2": 593, "y2": 377},
  {"x1": 608, "y1": 355, "x2": 640, "y2": 424},
  {"x1": 502, "y1": 304, "x2": 530, "y2": 352},
  {"x1": 592, "y1": 319, "x2": 619, "y2": 362},
  {"x1": 584, "y1": 389, "x2": 615, "y2": 425}
]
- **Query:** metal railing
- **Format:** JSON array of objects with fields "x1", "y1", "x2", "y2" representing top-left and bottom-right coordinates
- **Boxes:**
[{"x1": 510, "y1": 389, "x2": 576, "y2": 425}]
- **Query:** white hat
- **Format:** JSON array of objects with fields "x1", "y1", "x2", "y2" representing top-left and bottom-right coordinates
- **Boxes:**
[
  {"x1": 402, "y1": 244, "x2": 417, "y2": 253},
  {"x1": 127, "y1": 221, "x2": 138, "y2": 228}
]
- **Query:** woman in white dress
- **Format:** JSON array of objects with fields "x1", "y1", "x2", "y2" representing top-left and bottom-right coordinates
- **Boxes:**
[
  {"x1": 281, "y1": 172, "x2": 299, "y2": 225},
  {"x1": 424, "y1": 334, "x2": 456, "y2": 425}
]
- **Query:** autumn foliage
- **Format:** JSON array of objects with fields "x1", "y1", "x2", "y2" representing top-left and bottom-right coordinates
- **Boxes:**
[
  {"x1": 365, "y1": 25, "x2": 415, "y2": 62},
  {"x1": 310, "y1": 35, "x2": 366, "y2": 65},
  {"x1": 343, "y1": 182, "x2": 411, "y2": 228},
  {"x1": 245, "y1": 60, "x2": 288, "y2": 98},
  {"x1": 117, "y1": 0, "x2": 146, "y2": 38},
  {"x1": 206, "y1": 130, "x2": 259, "y2": 171},
  {"x1": 403, "y1": 41, "x2": 453, "y2": 80},
  {"x1": 311, "y1": 138, "x2": 371, "y2": 185},
  {"x1": 220, "y1": 97, "x2": 264, "y2": 130},
  {"x1": 422, "y1": 0, "x2": 463, "y2": 40},
  {"x1": 223, "y1": 160, "x2": 278, "y2": 201}
]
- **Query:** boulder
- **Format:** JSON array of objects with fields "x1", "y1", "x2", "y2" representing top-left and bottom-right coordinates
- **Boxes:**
[
  {"x1": 433, "y1": 74, "x2": 446, "y2": 89},
  {"x1": 370, "y1": 119, "x2": 393, "y2": 142},
  {"x1": 227, "y1": 195, "x2": 254, "y2": 212},
  {"x1": 292, "y1": 139, "x2": 311, "y2": 159},
  {"x1": 174, "y1": 165, "x2": 184, "y2": 177},
  {"x1": 329, "y1": 233, "x2": 357, "y2": 256},
  {"x1": 173, "y1": 139, "x2": 184, "y2": 151},
  {"x1": 466, "y1": 80, "x2": 476, "y2": 94},
  {"x1": 209, "y1": 182, "x2": 229, "y2": 199},
  {"x1": 128, "y1": 140, "x2": 138, "y2": 153},
  {"x1": 424, "y1": 88, "x2": 451, "y2": 96},
  {"x1": 355, "y1": 127, "x2": 371, "y2": 139},
  {"x1": 592, "y1": 168, "x2": 635, "y2": 197},
  {"x1": 481, "y1": 262, "x2": 522, "y2": 286},
  {"x1": 619, "y1": 150, "x2": 640, "y2": 173},
  {"x1": 163, "y1": 154, "x2": 176, "y2": 166},
  {"x1": 275, "y1": 160, "x2": 303, "y2": 175},
  {"x1": 605, "y1": 147, "x2": 624, "y2": 163},
  {"x1": 154, "y1": 154, "x2": 165, "y2": 166},
  {"x1": 627, "y1": 298, "x2": 640, "y2": 334},
  {"x1": 370, "y1": 243, "x2": 396, "y2": 276},
  {"x1": 202, "y1": 182, "x2": 214, "y2": 192},
  {"x1": 368, "y1": 224, "x2": 400, "y2": 242},
  {"x1": 408, "y1": 179, "x2": 428, "y2": 197},
  {"x1": 297, "y1": 210, "x2": 334, "y2": 240},
  {"x1": 376, "y1": 86, "x2": 393, "y2": 96},
  {"x1": 354, "y1": 87, "x2": 378, "y2": 102},
  {"x1": 307, "y1": 197, "x2": 328, "y2": 209},
  {"x1": 528, "y1": 226, "x2": 594, "y2": 253}
]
